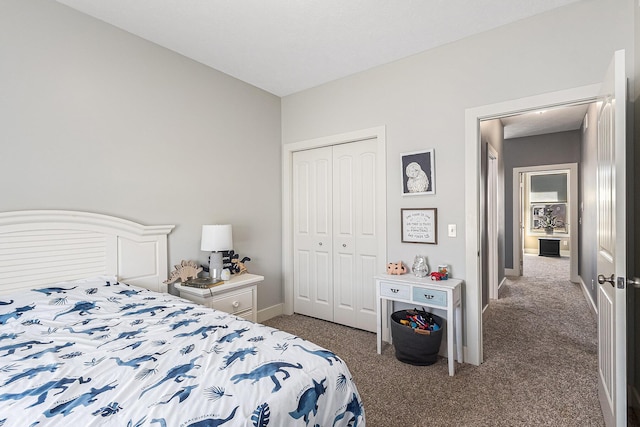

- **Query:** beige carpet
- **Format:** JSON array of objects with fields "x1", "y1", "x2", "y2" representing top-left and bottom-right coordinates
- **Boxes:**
[{"x1": 265, "y1": 255, "x2": 603, "y2": 426}]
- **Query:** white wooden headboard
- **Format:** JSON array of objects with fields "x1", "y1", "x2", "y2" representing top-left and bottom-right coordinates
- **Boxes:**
[{"x1": 0, "y1": 210, "x2": 175, "y2": 295}]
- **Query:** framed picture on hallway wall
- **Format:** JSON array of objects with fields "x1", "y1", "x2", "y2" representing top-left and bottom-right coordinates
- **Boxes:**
[{"x1": 401, "y1": 149, "x2": 435, "y2": 195}]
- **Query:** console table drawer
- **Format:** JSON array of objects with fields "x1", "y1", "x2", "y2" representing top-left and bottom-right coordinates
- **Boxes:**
[
  {"x1": 413, "y1": 287, "x2": 447, "y2": 307},
  {"x1": 379, "y1": 282, "x2": 410, "y2": 300}
]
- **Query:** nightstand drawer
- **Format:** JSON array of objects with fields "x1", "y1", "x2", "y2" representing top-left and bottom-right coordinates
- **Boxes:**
[
  {"x1": 379, "y1": 282, "x2": 410, "y2": 300},
  {"x1": 412, "y1": 287, "x2": 447, "y2": 307},
  {"x1": 209, "y1": 289, "x2": 253, "y2": 314}
]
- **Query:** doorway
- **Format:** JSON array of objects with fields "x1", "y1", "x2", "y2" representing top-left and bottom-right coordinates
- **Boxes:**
[
  {"x1": 464, "y1": 83, "x2": 600, "y2": 365},
  {"x1": 512, "y1": 164, "x2": 578, "y2": 283}
]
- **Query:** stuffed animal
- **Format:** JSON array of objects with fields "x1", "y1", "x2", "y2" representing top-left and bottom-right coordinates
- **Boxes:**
[
  {"x1": 231, "y1": 257, "x2": 250, "y2": 275},
  {"x1": 386, "y1": 261, "x2": 407, "y2": 275}
]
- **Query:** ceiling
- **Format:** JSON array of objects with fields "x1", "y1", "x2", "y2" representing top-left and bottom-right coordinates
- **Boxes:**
[
  {"x1": 56, "y1": 0, "x2": 582, "y2": 97},
  {"x1": 56, "y1": 0, "x2": 588, "y2": 139},
  {"x1": 500, "y1": 103, "x2": 590, "y2": 139}
]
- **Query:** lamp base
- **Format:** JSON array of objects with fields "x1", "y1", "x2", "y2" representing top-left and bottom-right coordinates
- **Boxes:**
[{"x1": 209, "y1": 251, "x2": 224, "y2": 281}]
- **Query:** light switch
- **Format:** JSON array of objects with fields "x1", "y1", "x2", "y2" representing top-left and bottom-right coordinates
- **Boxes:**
[{"x1": 448, "y1": 224, "x2": 457, "y2": 237}]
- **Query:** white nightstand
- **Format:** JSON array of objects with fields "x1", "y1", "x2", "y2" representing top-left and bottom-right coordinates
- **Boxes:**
[{"x1": 174, "y1": 273, "x2": 264, "y2": 322}]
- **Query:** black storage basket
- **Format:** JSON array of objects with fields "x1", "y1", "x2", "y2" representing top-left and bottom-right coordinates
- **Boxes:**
[{"x1": 390, "y1": 310, "x2": 443, "y2": 366}]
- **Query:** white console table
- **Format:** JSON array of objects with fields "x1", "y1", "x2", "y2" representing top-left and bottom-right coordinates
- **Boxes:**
[{"x1": 375, "y1": 274, "x2": 463, "y2": 376}]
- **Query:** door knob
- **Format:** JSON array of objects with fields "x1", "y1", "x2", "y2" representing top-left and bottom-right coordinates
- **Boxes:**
[{"x1": 597, "y1": 274, "x2": 615, "y2": 287}]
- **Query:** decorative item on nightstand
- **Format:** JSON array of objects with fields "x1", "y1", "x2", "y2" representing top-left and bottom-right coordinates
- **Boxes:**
[
  {"x1": 201, "y1": 224, "x2": 233, "y2": 281},
  {"x1": 164, "y1": 260, "x2": 203, "y2": 285}
]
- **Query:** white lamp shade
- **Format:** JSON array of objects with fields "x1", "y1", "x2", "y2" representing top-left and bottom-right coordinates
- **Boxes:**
[{"x1": 201, "y1": 225, "x2": 233, "y2": 252}]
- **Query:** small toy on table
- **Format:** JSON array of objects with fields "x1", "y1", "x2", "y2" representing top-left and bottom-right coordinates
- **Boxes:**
[
  {"x1": 430, "y1": 271, "x2": 448, "y2": 281},
  {"x1": 386, "y1": 261, "x2": 407, "y2": 275}
]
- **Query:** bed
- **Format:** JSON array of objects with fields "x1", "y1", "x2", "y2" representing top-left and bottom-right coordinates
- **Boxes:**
[{"x1": 0, "y1": 211, "x2": 365, "y2": 426}]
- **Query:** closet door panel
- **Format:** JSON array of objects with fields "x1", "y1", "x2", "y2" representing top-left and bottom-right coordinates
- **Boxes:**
[
  {"x1": 357, "y1": 254, "x2": 378, "y2": 331},
  {"x1": 333, "y1": 146, "x2": 356, "y2": 327},
  {"x1": 333, "y1": 251, "x2": 356, "y2": 327},
  {"x1": 293, "y1": 148, "x2": 333, "y2": 322},
  {"x1": 332, "y1": 140, "x2": 378, "y2": 331},
  {"x1": 353, "y1": 141, "x2": 379, "y2": 332}
]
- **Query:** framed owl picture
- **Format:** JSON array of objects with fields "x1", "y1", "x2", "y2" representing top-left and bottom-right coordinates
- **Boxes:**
[{"x1": 401, "y1": 149, "x2": 435, "y2": 196}]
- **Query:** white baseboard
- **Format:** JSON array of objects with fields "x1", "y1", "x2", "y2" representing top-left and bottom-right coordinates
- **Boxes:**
[
  {"x1": 504, "y1": 268, "x2": 518, "y2": 276},
  {"x1": 524, "y1": 248, "x2": 537, "y2": 254},
  {"x1": 498, "y1": 276, "x2": 506, "y2": 290},
  {"x1": 257, "y1": 303, "x2": 284, "y2": 323},
  {"x1": 579, "y1": 277, "x2": 597, "y2": 316}
]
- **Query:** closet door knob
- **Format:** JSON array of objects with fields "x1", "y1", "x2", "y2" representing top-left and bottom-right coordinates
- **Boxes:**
[
  {"x1": 342, "y1": 244, "x2": 347, "y2": 248},
  {"x1": 319, "y1": 242, "x2": 323, "y2": 246}
]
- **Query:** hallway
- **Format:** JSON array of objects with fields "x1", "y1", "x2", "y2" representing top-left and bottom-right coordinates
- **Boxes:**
[{"x1": 484, "y1": 254, "x2": 602, "y2": 424}]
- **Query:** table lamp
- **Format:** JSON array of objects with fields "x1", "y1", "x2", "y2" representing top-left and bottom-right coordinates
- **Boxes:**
[{"x1": 201, "y1": 224, "x2": 233, "y2": 281}]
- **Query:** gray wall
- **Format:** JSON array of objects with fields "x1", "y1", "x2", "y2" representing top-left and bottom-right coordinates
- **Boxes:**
[
  {"x1": 282, "y1": 0, "x2": 632, "y2": 285},
  {"x1": 0, "y1": 1, "x2": 283, "y2": 310},
  {"x1": 281, "y1": 0, "x2": 634, "y2": 348},
  {"x1": 503, "y1": 130, "x2": 582, "y2": 269}
]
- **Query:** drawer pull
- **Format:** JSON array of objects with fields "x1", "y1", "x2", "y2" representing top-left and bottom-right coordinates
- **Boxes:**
[
  {"x1": 390, "y1": 288, "x2": 399, "y2": 294},
  {"x1": 232, "y1": 301, "x2": 240, "y2": 308},
  {"x1": 423, "y1": 294, "x2": 434, "y2": 299}
]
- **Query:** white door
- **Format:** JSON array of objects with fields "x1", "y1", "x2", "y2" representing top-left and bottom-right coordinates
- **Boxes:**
[
  {"x1": 333, "y1": 139, "x2": 379, "y2": 331},
  {"x1": 487, "y1": 145, "x2": 499, "y2": 299},
  {"x1": 293, "y1": 147, "x2": 333, "y2": 322},
  {"x1": 518, "y1": 173, "x2": 524, "y2": 276},
  {"x1": 596, "y1": 50, "x2": 627, "y2": 427},
  {"x1": 293, "y1": 140, "x2": 379, "y2": 332}
]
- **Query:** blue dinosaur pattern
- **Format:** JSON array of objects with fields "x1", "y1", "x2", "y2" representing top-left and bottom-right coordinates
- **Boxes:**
[
  {"x1": 294, "y1": 344, "x2": 342, "y2": 365},
  {"x1": 53, "y1": 301, "x2": 99, "y2": 320},
  {"x1": 0, "y1": 277, "x2": 365, "y2": 425},
  {"x1": 230, "y1": 361, "x2": 303, "y2": 392},
  {"x1": 0, "y1": 304, "x2": 34, "y2": 325},
  {"x1": 289, "y1": 378, "x2": 327, "y2": 425},
  {"x1": 31, "y1": 287, "x2": 77, "y2": 296}
]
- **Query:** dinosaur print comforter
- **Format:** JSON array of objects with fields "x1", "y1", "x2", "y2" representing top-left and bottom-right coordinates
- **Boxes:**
[{"x1": 0, "y1": 276, "x2": 365, "y2": 426}]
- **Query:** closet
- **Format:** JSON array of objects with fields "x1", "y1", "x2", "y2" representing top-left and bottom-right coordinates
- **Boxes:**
[{"x1": 292, "y1": 138, "x2": 379, "y2": 332}]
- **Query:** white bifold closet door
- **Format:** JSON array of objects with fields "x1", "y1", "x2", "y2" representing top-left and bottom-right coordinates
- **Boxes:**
[{"x1": 293, "y1": 139, "x2": 379, "y2": 332}]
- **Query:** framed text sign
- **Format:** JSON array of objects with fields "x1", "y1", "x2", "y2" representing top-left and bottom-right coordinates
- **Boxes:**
[{"x1": 401, "y1": 208, "x2": 437, "y2": 244}]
